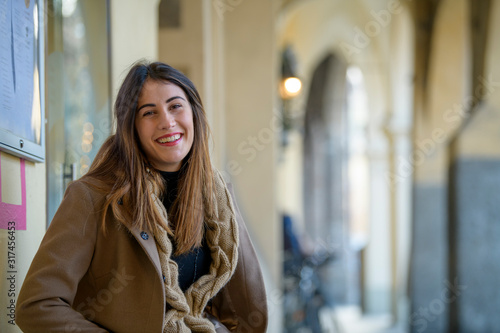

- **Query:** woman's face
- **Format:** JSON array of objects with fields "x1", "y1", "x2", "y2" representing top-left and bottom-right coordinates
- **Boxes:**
[{"x1": 135, "y1": 79, "x2": 195, "y2": 172}]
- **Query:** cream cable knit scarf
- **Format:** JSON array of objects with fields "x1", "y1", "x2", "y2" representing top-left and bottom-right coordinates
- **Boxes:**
[{"x1": 151, "y1": 171, "x2": 239, "y2": 333}]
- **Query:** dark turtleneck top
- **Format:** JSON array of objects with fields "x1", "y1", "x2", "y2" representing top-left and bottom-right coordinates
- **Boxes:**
[{"x1": 159, "y1": 170, "x2": 211, "y2": 292}]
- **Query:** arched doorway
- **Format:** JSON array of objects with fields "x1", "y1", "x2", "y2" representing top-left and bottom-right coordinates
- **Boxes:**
[{"x1": 303, "y1": 53, "x2": 352, "y2": 306}]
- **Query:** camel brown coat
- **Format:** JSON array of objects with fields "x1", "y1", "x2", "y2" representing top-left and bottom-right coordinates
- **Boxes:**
[{"x1": 16, "y1": 179, "x2": 268, "y2": 332}]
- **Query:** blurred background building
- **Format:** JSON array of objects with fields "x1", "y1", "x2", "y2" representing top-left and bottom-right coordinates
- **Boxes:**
[{"x1": 1, "y1": 0, "x2": 499, "y2": 332}]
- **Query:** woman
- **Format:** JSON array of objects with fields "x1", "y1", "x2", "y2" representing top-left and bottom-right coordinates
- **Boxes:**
[{"x1": 16, "y1": 61, "x2": 268, "y2": 332}]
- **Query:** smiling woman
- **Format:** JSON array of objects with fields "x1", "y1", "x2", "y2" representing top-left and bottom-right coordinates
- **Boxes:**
[
  {"x1": 16, "y1": 61, "x2": 268, "y2": 333},
  {"x1": 135, "y1": 80, "x2": 195, "y2": 172}
]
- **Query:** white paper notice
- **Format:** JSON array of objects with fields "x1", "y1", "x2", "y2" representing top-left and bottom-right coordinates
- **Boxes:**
[{"x1": 0, "y1": 0, "x2": 35, "y2": 142}]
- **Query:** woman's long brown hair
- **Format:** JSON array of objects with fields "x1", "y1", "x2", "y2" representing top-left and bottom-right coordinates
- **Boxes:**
[{"x1": 82, "y1": 61, "x2": 216, "y2": 255}]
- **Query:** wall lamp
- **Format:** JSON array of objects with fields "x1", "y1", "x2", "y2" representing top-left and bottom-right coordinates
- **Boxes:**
[
  {"x1": 280, "y1": 46, "x2": 302, "y2": 99},
  {"x1": 280, "y1": 46, "x2": 302, "y2": 146}
]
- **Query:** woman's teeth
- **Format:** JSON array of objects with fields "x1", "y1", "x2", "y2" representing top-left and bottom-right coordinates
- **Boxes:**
[{"x1": 158, "y1": 134, "x2": 181, "y2": 143}]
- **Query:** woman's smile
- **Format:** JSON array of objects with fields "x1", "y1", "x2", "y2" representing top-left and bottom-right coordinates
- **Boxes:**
[{"x1": 156, "y1": 132, "x2": 183, "y2": 145}]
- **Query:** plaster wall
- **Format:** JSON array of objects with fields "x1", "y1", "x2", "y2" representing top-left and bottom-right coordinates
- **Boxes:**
[
  {"x1": 158, "y1": 0, "x2": 204, "y2": 93},
  {"x1": 110, "y1": 0, "x2": 160, "y2": 103},
  {"x1": 223, "y1": 0, "x2": 279, "y2": 282},
  {"x1": 414, "y1": 0, "x2": 470, "y2": 184}
]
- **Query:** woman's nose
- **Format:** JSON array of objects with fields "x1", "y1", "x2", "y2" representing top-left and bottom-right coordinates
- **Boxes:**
[{"x1": 158, "y1": 109, "x2": 175, "y2": 129}]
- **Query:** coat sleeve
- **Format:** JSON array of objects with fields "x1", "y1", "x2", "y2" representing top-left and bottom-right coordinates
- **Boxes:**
[
  {"x1": 16, "y1": 181, "x2": 108, "y2": 333},
  {"x1": 207, "y1": 184, "x2": 269, "y2": 333}
]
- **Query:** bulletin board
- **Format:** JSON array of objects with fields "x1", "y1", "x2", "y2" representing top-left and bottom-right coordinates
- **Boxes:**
[{"x1": 0, "y1": 0, "x2": 45, "y2": 162}]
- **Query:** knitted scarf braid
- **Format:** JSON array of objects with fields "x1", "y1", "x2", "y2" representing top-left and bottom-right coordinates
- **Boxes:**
[{"x1": 151, "y1": 171, "x2": 239, "y2": 332}]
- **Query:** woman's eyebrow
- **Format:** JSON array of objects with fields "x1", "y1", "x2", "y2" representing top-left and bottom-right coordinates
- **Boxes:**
[
  {"x1": 137, "y1": 103, "x2": 155, "y2": 112},
  {"x1": 166, "y1": 96, "x2": 186, "y2": 103}
]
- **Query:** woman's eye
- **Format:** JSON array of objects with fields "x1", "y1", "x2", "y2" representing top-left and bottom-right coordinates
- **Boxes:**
[
  {"x1": 143, "y1": 110, "x2": 154, "y2": 116},
  {"x1": 170, "y1": 103, "x2": 182, "y2": 110}
]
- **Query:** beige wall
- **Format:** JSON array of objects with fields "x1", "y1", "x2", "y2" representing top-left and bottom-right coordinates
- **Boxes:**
[
  {"x1": 223, "y1": 2, "x2": 281, "y2": 330},
  {"x1": 414, "y1": 0, "x2": 471, "y2": 184},
  {"x1": 456, "y1": 0, "x2": 500, "y2": 157},
  {"x1": 110, "y1": 0, "x2": 160, "y2": 103},
  {"x1": 223, "y1": 0, "x2": 279, "y2": 275},
  {"x1": 158, "y1": 0, "x2": 204, "y2": 92}
]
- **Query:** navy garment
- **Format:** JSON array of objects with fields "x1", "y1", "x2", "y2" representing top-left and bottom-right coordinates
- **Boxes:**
[{"x1": 159, "y1": 170, "x2": 211, "y2": 292}]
